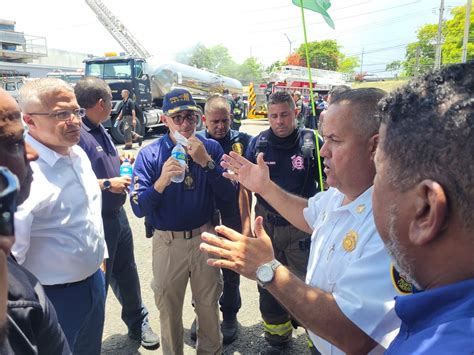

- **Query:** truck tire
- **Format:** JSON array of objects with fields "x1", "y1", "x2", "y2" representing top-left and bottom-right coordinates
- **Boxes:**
[{"x1": 110, "y1": 119, "x2": 144, "y2": 144}]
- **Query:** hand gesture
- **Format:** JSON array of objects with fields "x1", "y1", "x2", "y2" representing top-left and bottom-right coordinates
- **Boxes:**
[
  {"x1": 187, "y1": 136, "x2": 211, "y2": 167},
  {"x1": 200, "y1": 216, "x2": 275, "y2": 280},
  {"x1": 108, "y1": 176, "x2": 131, "y2": 194},
  {"x1": 221, "y1": 152, "x2": 270, "y2": 195},
  {"x1": 154, "y1": 156, "x2": 185, "y2": 193}
]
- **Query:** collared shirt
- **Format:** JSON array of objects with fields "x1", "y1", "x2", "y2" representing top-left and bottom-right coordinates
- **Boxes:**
[
  {"x1": 303, "y1": 187, "x2": 400, "y2": 354},
  {"x1": 130, "y1": 133, "x2": 236, "y2": 231},
  {"x1": 78, "y1": 116, "x2": 125, "y2": 214},
  {"x1": 386, "y1": 278, "x2": 474, "y2": 354},
  {"x1": 13, "y1": 135, "x2": 106, "y2": 285},
  {"x1": 197, "y1": 129, "x2": 252, "y2": 228}
]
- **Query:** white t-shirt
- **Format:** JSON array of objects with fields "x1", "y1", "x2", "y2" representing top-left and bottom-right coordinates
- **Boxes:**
[{"x1": 303, "y1": 187, "x2": 401, "y2": 355}]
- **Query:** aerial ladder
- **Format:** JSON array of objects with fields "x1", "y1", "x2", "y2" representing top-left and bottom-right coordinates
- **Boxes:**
[{"x1": 85, "y1": 0, "x2": 151, "y2": 58}]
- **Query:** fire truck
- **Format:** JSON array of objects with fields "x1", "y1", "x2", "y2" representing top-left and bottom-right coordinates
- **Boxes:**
[{"x1": 247, "y1": 65, "x2": 349, "y2": 119}]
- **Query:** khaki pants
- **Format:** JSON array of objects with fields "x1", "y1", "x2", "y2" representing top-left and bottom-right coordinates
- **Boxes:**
[{"x1": 151, "y1": 222, "x2": 223, "y2": 355}]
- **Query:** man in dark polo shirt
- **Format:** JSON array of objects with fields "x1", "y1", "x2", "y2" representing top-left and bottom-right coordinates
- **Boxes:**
[{"x1": 74, "y1": 77, "x2": 160, "y2": 350}]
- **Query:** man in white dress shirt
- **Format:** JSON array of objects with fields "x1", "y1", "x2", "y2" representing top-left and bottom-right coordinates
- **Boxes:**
[
  {"x1": 13, "y1": 78, "x2": 107, "y2": 355},
  {"x1": 201, "y1": 88, "x2": 404, "y2": 354}
]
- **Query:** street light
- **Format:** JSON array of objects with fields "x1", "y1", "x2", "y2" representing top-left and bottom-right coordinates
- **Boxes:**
[{"x1": 283, "y1": 33, "x2": 293, "y2": 55}]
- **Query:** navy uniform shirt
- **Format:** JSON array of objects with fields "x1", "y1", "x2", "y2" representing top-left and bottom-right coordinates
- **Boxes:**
[
  {"x1": 130, "y1": 133, "x2": 236, "y2": 231},
  {"x1": 119, "y1": 99, "x2": 134, "y2": 116},
  {"x1": 78, "y1": 117, "x2": 126, "y2": 214},
  {"x1": 245, "y1": 128, "x2": 319, "y2": 214},
  {"x1": 197, "y1": 129, "x2": 252, "y2": 231}
]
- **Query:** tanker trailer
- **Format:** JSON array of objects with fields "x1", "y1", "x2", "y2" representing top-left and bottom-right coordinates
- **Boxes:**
[{"x1": 84, "y1": 55, "x2": 243, "y2": 144}]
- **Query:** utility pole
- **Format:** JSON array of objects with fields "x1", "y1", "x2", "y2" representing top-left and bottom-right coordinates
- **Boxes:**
[
  {"x1": 434, "y1": 0, "x2": 445, "y2": 70},
  {"x1": 283, "y1": 33, "x2": 293, "y2": 55},
  {"x1": 461, "y1": 0, "x2": 472, "y2": 63},
  {"x1": 360, "y1": 47, "x2": 365, "y2": 73}
]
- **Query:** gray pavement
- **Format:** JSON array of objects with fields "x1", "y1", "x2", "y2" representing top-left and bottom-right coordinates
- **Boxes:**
[{"x1": 101, "y1": 120, "x2": 311, "y2": 354}]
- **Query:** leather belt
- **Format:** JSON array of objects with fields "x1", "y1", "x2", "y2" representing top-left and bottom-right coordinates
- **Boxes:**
[{"x1": 170, "y1": 224, "x2": 207, "y2": 240}]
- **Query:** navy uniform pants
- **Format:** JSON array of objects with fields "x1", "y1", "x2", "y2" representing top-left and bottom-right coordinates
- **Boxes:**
[{"x1": 103, "y1": 207, "x2": 150, "y2": 336}]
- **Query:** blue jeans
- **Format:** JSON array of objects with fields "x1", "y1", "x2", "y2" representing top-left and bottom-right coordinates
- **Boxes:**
[
  {"x1": 103, "y1": 207, "x2": 149, "y2": 336},
  {"x1": 44, "y1": 269, "x2": 106, "y2": 355}
]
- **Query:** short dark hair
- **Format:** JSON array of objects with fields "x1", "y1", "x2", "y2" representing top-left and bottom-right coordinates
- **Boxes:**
[
  {"x1": 331, "y1": 88, "x2": 386, "y2": 138},
  {"x1": 378, "y1": 62, "x2": 474, "y2": 229},
  {"x1": 268, "y1": 91, "x2": 295, "y2": 111},
  {"x1": 328, "y1": 85, "x2": 351, "y2": 103},
  {"x1": 74, "y1": 76, "x2": 111, "y2": 109}
]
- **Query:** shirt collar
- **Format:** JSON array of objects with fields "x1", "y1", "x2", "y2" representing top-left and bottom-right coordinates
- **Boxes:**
[
  {"x1": 335, "y1": 185, "x2": 373, "y2": 219},
  {"x1": 82, "y1": 116, "x2": 100, "y2": 132},
  {"x1": 26, "y1": 134, "x2": 76, "y2": 167}
]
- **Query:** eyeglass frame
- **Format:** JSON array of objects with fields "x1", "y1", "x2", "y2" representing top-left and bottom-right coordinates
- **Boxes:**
[
  {"x1": 168, "y1": 111, "x2": 199, "y2": 125},
  {"x1": 26, "y1": 108, "x2": 86, "y2": 121}
]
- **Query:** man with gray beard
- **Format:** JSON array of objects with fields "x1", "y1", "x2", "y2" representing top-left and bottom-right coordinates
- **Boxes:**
[{"x1": 373, "y1": 62, "x2": 474, "y2": 353}]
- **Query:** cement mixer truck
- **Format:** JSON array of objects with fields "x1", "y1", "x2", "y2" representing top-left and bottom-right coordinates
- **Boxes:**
[{"x1": 84, "y1": 55, "x2": 243, "y2": 143}]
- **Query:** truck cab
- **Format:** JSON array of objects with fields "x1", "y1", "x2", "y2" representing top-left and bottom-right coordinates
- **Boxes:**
[{"x1": 84, "y1": 55, "x2": 163, "y2": 143}]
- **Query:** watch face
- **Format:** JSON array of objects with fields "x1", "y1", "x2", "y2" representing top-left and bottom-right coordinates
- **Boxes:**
[
  {"x1": 103, "y1": 180, "x2": 111, "y2": 190},
  {"x1": 207, "y1": 160, "x2": 216, "y2": 170},
  {"x1": 257, "y1": 264, "x2": 274, "y2": 284}
]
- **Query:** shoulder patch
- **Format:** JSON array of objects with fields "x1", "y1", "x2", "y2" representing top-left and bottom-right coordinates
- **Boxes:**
[
  {"x1": 391, "y1": 264, "x2": 414, "y2": 295},
  {"x1": 232, "y1": 142, "x2": 244, "y2": 155}
]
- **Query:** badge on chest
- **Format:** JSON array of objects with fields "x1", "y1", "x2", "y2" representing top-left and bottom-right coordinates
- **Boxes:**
[{"x1": 184, "y1": 171, "x2": 195, "y2": 190}]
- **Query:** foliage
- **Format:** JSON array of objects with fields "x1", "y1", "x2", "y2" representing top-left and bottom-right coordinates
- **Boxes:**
[
  {"x1": 403, "y1": 5, "x2": 473, "y2": 76},
  {"x1": 237, "y1": 57, "x2": 264, "y2": 85},
  {"x1": 266, "y1": 60, "x2": 283, "y2": 74},
  {"x1": 285, "y1": 52, "x2": 304, "y2": 66},
  {"x1": 338, "y1": 55, "x2": 360, "y2": 74},
  {"x1": 295, "y1": 39, "x2": 341, "y2": 70}
]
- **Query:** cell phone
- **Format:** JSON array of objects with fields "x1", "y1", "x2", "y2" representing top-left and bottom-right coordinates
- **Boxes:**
[{"x1": 0, "y1": 167, "x2": 19, "y2": 236}]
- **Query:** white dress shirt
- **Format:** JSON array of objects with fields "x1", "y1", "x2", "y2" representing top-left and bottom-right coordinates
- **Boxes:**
[
  {"x1": 13, "y1": 135, "x2": 106, "y2": 285},
  {"x1": 303, "y1": 187, "x2": 401, "y2": 355}
]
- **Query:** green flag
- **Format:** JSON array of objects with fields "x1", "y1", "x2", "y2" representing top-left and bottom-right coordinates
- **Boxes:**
[{"x1": 292, "y1": 0, "x2": 335, "y2": 29}]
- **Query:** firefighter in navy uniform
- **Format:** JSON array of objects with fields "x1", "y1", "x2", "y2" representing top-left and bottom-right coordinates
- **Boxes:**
[
  {"x1": 245, "y1": 91, "x2": 323, "y2": 353},
  {"x1": 231, "y1": 93, "x2": 244, "y2": 131},
  {"x1": 196, "y1": 94, "x2": 253, "y2": 344}
]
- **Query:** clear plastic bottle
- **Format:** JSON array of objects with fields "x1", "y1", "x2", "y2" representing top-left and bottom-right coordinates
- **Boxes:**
[
  {"x1": 120, "y1": 158, "x2": 133, "y2": 178},
  {"x1": 171, "y1": 143, "x2": 186, "y2": 183}
]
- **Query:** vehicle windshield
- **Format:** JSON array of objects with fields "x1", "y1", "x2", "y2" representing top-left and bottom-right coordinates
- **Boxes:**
[{"x1": 86, "y1": 61, "x2": 133, "y2": 79}]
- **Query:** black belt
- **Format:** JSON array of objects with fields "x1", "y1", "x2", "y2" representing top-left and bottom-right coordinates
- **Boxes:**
[{"x1": 43, "y1": 272, "x2": 95, "y2": 289}]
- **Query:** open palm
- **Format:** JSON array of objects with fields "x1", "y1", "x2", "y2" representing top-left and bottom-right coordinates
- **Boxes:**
[{"x1": 222, "y1": 152, "x2": 270, "y2": 195}]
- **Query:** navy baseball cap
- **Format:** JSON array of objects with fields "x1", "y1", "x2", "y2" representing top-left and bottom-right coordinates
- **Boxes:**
[{"x1": 162, "y1": 88, "x2": 201, "y2": 115}]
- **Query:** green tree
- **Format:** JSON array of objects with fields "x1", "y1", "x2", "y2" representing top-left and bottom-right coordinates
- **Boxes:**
[
  {"x1": 403, "y1": 4, "x2": 473, "y2": 76},
  {"x1": 296, "y1": 40, "x2": 341, "y2": 70},
  {"x1": 266, "y1": 60, "x2": 283, "y2": 74},
  {"x1": 386, "y1": 60, "x2": 403, "y2": 76},
  {"x1": 237, "y1": 57, "x2": 264, "y2": 85},
  {"x1": 338, "y1": 55, "x2": 360, "y2": 74}
]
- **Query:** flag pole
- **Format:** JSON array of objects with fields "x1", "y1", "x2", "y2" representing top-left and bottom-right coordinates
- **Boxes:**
[{"x1": 299, "y1": 0, "x2": 325, "y2": 192}]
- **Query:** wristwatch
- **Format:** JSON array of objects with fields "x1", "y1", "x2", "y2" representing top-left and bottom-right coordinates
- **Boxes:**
[
  {"x1": 256, "y1": 259, "x2": 282, "y2": 288},
  {"x1": 102, "y1": 179, "x2": 111, "y2": 191},
  {"x1": 203, "y1": 159, "x2": 216, "y2": 172}
]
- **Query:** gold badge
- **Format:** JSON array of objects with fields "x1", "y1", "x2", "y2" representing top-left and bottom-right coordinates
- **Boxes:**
[
  {"x1": 342, "y1": 230, "x2": 358, "y2": 252},
  {"x1": 232, "y1": 142, "x2": 244, "y2": 156},
  {"x1": 184, "y1": 174, "x2": 194, "y2": 189},
  {"x1": 356, "y1": 204, "x2": 365, "y2": 213},
  {"x1": 134, "y1": 175, "x2": 139, "y2": 183}
]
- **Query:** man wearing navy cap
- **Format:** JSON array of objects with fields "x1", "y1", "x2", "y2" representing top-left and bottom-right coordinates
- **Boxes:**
[
  {"x1": 74, "y1": 76, "x2": 160, "y2": 350},
  {"x1": 130, "y1": 88, "x2": 236, "y2": 354}
]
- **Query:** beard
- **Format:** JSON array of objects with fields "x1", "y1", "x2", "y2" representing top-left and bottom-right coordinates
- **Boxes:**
[{"x1": 385, "y1": 205, "x2": 422, "y2": 290}]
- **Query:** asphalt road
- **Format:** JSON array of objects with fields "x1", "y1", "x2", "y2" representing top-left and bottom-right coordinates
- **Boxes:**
[{"x1": 101, "y1": 120, "x2": 311, "y2": 354}]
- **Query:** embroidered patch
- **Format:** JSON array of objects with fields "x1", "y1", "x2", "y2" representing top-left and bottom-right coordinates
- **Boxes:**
[
  {"x1": 232, "y1": 142, "x2": 244, "y2": 156},
  {"x1": 391, "y1": 264, "x2": 414, "y2": 295},
  {"x1": 291, "y1": 155, "x2": 304, "y2": 170},
  {"x1": 96, "y1": 145, "x2": 104, "y2": 152}
]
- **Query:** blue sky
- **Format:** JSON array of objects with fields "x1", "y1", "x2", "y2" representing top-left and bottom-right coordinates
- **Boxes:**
[{"x1": 2, "y1": 0, "x2": 469, "y2": 74}]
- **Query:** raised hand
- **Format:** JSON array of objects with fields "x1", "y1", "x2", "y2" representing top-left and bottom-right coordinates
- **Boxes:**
[
  {"x1": 221, "y1": 152, "x2": 270, "y2": 195},
  {"x1": 153, "y1": 156, "x2": 185, "y2": 193},
  {"x1": 186, "y1": 136, "x2": 212, "y2": 167},
  {"x1": 200, "y1": 216, "x2": 275, "y2": 280}
]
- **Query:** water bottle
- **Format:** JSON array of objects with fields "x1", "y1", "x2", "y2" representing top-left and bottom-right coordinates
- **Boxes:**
[
  {"x1": 171, "y1": 143, "x2": 186, "y2": 183},
  {"x1": 120, "y1": 158, "x2": 133, "y2": 178}
]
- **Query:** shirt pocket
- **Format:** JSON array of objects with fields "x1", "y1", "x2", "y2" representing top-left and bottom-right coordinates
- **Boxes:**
[{"x1": 325, "y1": 242, "x2": 357, "y2": 291}]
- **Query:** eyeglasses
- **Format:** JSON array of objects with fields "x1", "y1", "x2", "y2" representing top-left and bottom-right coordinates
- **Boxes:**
[
  {"x1": 26, "y1": 108, "x2": 86, "y2": 121},
  {"x1": 170, "y1": 112, "x2": 198, "y2": 125}
]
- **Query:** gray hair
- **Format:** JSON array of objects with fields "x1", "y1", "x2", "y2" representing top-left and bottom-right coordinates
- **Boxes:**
[
  {"x1": 331, "y1": 88, "x2": 386, "y2": 139},
  {"x1": 18, "y1": 78, "x2": 74, "y2": 112},
  {"x1": 378, "y1": 62, "x2": 474, "y2": 230}
]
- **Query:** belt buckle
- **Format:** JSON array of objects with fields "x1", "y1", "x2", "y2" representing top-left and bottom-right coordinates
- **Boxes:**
[{"x1": 184, "y1": 230, "x2": 192, "y2": 239}]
